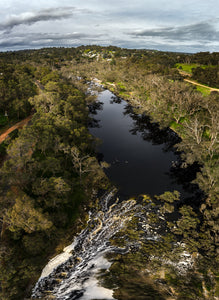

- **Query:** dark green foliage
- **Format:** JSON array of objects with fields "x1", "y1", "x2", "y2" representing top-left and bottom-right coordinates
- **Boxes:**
[
  {"x1": 192, "y1": 66, "x2": 219, "y2": 88},
  {"x1": 155, "y1": 190, "x2": 180, "y2": 203},
  {"x1": 0, "y1": 141, "x2": 7, "y2": 158},
  {"x1": 0, "y1": 63, "x2": 37, "y2": 121},
  {"x1": 0, "y1": 115, "x2": 8, "y2": 126}
]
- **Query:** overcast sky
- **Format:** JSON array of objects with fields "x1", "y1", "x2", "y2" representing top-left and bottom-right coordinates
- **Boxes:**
[{"x1": 0, "y1": 0, "x2": 219, "y2": 53}]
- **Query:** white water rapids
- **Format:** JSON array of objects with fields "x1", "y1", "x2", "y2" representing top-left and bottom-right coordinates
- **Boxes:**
[
  {"x1": 32, "y1": 189, "x2": 194, "y2": 300},
  {"x1": 32, "y1": 192, "x2": 163, "y2": 300},
  {"x1": 32, "y1": 190, "x2": 155, "y2": 299}
]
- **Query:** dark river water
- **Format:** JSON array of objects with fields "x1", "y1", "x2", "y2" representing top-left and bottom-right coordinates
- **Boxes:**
[{"x1": 89, "y1": 89, "x2": 192, "y2": 198}]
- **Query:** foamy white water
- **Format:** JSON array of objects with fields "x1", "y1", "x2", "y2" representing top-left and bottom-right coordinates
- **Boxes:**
[
  {"x1": 32, "y1": 189, "x2": 193, "y2": 300},
  {"x1": 39, "y1": 242, "x2": 76, "y2": 280},
  {"x1": 32, "y1": 191, "x2": 137, "y2": 299}
]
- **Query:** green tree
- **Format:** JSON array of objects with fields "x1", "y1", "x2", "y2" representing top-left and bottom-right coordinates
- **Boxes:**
[{"x1": 4, "y1": 192, "x2": 53, "y2": 234}]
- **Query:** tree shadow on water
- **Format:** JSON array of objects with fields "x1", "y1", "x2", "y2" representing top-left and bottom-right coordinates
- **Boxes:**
[{"x1": 123, "y1": 103, "x2": 181, "y2": 151}]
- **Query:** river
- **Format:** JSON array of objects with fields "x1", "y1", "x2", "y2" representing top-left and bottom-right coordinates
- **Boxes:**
[
  {"x1": 89, "y1": 88, "x2": 189, "y2": 198},
  {"x1": 32, "y1": 87, "x2": 197, "y2": 299}
]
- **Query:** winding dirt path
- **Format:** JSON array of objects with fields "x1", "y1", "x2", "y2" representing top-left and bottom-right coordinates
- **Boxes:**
[
  {"x1": 0, "y1": 79, "x2": 44, "y2": 145},
  {"x1": 184, "y1": 79, "x2": 219, "y2": 92},
  {"x1": 0, "y1": 115, "x2": 32, "y2": 144}
]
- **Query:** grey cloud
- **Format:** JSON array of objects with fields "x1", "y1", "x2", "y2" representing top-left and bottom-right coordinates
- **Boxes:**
[
  {"x1": 129, "y1": 21, "x2": 219, "y2": 42},
  {"x1": 0, "y1": 7, "x2": 90, "y2": 32},
  {"x1": 0, "y1": 32, "x2": 103, "y2": 49},
  {"x1": 31, "y1": 32, "x2": 92, "y2": 41}
]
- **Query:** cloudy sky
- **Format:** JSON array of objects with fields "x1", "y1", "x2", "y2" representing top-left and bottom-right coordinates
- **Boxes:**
[{"x1": 0, "y1": 0, "x2": 219, "y2": 53}]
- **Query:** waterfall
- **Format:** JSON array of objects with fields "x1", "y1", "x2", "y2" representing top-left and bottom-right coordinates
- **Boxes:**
[
  {"x1": 32, "y1": 188, "x2": 193, "y2": 300},
  {"x1": 32, "y1": 190, "x2": 146, "y2": 299}
]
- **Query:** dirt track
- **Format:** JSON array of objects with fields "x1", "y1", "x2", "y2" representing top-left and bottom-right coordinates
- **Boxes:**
[
  {"x1": 0, "y1": 80, "x2": 44, "y2": 145},
  {"x1": 184, "y1": 79, "x2": 219, "y2": 92},
  {"x1": 0, "y1": 115, "x2": 32, "y2": 144}
]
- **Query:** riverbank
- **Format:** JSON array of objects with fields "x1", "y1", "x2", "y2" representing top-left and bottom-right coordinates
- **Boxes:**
[{"x1": 92, "y1": 78, "x2": 181, "y2": 138}]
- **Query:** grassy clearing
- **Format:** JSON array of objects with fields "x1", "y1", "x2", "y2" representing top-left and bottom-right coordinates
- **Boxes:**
[
  {"x1": 175, "y1": 63, "x2": 203, "y2": 74},
  {"x1": 196, "y1": 85, "x2": 211, "y2": 96}
]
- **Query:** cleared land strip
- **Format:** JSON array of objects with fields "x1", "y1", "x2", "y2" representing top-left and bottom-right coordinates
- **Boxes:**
[
  {"x1": 0, "y1": 80, "x2": 43, "y2": 145},
  {"x1": 0, "y1": 115, "x2": 32, "y2": 144},
  {"x1": 184, "y1": 79, "x2": 219, "y2": 92}
]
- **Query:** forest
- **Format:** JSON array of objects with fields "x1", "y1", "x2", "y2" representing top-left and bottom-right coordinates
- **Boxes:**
[{"x1": 0, "y1": 46, "x2": 218, "y2": 299}]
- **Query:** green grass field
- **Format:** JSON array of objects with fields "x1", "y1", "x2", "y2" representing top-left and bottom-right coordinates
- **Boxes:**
[
  {"x1": 175, "y1": 63, "x2": 202, "y2": 73},
  {"x1": 195, "y1": 85, "x2": 211, "y2": 96},
  {"x1": 175, "y1": 63, "x2": 215, "y2": 74}
]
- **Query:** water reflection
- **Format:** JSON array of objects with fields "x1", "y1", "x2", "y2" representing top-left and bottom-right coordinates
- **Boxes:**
[
  {"x1": 89, "y1": 90, "x2": 200, "y2": 200},
  {"x1": 123, "y1": 103, "x2": 181, "y2": 151},
  {"x1": 88, "y1": 101, "x2": 103, "y2": 128},
  {"x1": 110, "y1": 95, "x2": 122, "y2": 104}
]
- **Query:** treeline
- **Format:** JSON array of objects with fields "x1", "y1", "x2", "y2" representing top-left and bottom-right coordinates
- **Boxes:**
[
  {"x1": 192, "y1": 65, "x2": 219, "y2": 88},
  {"x1": 0, "y1": 68, "x2": 109, "y2": 299},
  {"x1": 189, "y1": 51, "x2": 219, "y2": 65},
  {"x1": 178, "y1": 51, "x2": 219, "y2": 87}
]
